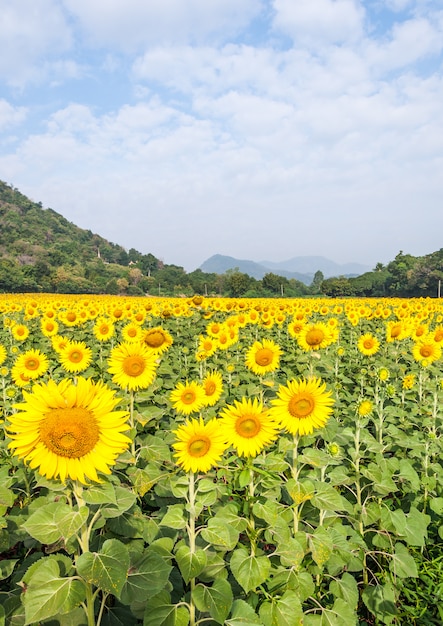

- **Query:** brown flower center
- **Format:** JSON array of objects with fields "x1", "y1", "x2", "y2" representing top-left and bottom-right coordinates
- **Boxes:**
[{"x1": 39, "y1": 407, "x2": 99, "y2": 458}]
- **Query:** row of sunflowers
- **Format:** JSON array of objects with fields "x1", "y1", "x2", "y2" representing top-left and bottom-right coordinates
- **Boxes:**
[{"x1": 1, "y1": 293, "x2": 443, "y2": 625}]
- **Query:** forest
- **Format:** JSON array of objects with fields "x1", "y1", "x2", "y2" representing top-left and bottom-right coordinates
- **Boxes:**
[{"x1": 1, "y1": 180, "x2": 442, "y2": 298}]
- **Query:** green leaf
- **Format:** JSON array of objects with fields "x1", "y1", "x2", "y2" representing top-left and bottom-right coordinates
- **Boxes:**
[
  {"x1": 230, "y1": 548, "x2": 271, "y2": 593},
  {"x1": 309, "y1": 528, "x2": 333, "y2": 568},
  {"x1": 22, "y1": 558, "x2": 86, "y2": 625},
  {"x1": 120, "y1": 549, "x2": 172, "y2": 604},
  {"x1": 193, "y1": 579, "x2": 233, "y2": 624},
  {"x1": 311, "y1": 482, "x2": 346, "y2": 512},
  {"x1": 101, "y1": 486, "x2": 137, "y2": 518},
  {"x1": 389, "y1": 543, "x2": 418, "y2": 578},
  {"x1": 159, "y1": 504, "x2": 187, "y2": 529},
  {"x1": 144, "y1": 591, "x2": 189, "y2": 626},
  {"x1": 175, "y1": 545, "x2": 207, "y2": 583},
  {"x1": 200, "y1": 518, "x2": 239, "y2": 550},
  {"x1": 259, "y1": 590, "x2": 303, "y2": 626},
  {"x1": 329, "y1": 573, "x2": 359, "y2": 609},
  {"x1": 22, "y1": 502, "x2": 84, "y2": 544},
  {"x1": 77, "y1": 539, "x2": 129, "y2": 598},
  {"x1": 0, "y1": 559, "x2": 18, "y2": 581},
  {"x1": 82, "y1": 481, "x2": 116, "y2": 505},
  {"x1": 362, "y1": 583, "x2": 398, "y2": 625},
  {"x1": 226, "y1": 599, "x2": 263, "y2": 625},
  {"x1": 275, "y1": 537, "x2": 305, "y2": 568}
]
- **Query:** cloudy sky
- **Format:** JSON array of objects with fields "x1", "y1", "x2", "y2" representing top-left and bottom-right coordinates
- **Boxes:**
[{"x1": 1, "y1": 0, "x2": 442, "y2": 272}]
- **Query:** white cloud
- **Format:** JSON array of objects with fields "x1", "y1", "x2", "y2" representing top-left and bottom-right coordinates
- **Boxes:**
[
  {"x1": 364, "y1": 16, "x2": 443, "y2": 73},
  {"x1": 61, "y1": 0, "x2": 263, "y2": 50},
  {"x1": 271, "y1": 0, "x2": 365, "y2": 46},
  {"x1": 0, "y1": 100, "x2": 27, "y2": 131},
  {"x1": 0, "y1": 0, "x2": 72, "y2": 86}
]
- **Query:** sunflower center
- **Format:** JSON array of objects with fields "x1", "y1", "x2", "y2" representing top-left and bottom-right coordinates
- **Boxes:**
[
  {"x1": 305, "y1": 329, "x2": 324, "y2": 346},
  {"x1": 69, "y1": 350, "x2": 83, "y2": 363},
  {"x1": 188, "y1": 436, "x2": 210, "y2": 457},
  {"x1": 435, "y1": 330, "x2": 443, "y2": 342},
  {"x1": 236, "y1": 416, "x2": 261, "y2": 438},
  {"x1": 128, "y1": 328, "x2": 138, "y2": 337},
  {"x1": 420, "y1": 345, "x2": 433, "y2": 357},
  {"x1": 67, "y1": 312, "x2": 77, "y2": 322},
  {"x1": 182, "y1": 391, "x2": 196, "y2": 404},
  {"x1": 391, "y1": 325, "x2": 401, "y2": 338},
  {"x1": 145, "y1": 331, "x2": 165, "y2": 347},
  {"x1": 363, "y1": 339, "x2": 374, "y2": 349},
  {"x1": 205, "y1": 381, "x2": 216, "y2": 396},
  {"x1": 39, "y1": 407, "x2": 99, "y2": 458},
  {"x1": 25, "y1": 358, "x2": 39, "y2": 371},
  {"x1": 99, "y1": 324, "x2": 110, "y2": 334},
  {"x1": 255, "y1": 348, "x2": 273, "y2": 366},
  {"x1": 123, "y1": 356, "x2": 146, "y2": 377},
  {"x1": 288, "y1": 393, "x2": 315, "y2": 418}
]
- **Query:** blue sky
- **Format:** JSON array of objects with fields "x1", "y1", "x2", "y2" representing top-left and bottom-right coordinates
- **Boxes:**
[{"x1": 1, "y1": 0, "x2": 443, "y2": 272}]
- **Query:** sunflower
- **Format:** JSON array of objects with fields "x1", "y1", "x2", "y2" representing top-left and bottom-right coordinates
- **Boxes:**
[
  {"x1": 108, "y1": 342, "x2": 158, "y2": 391},
  {"x1": 6, "y1": 377, "x2": 131, "y2": 484},
  {"x1": 196, "y1": 335, "x2": 217, "y2": 360},
  {"x1": 219, "y1": 397, "x2": 279, "y2": 457},
  {"x1": 170, "y1": 380, "x2": 207, "y2": 415},
  {"x1": 357, "y1": 333, "x2": 380, "y2": 356},
  {"x1": 11, "y1": 323, "x2": 30, "y2": 342},
  {"x1": 297, "y1": 322, "x2": 333, "y2": 351},
  {"x1": 386, "y1": 320, "x2": 409, "y2": 343},
  {"x1": 40, "y1": 318, "x2": 59, "y2": 337},
  {"x1": 59, "y1": 340, "x2": 93, "y2": 374},
  {"x1": 402, "y1": 374, "x2": 415, "y2": 390},
  {"x1": 93, "y1": 317, "x2": 115, "y2": 342},
  {"x1": 412, "y1": 335, "x2": 441, "y2": 365},
  {"x1": 201, "y1": 371, "x2": 223, "y2": 407},
  {"x1": 172, "y1": 417, "x2": 227, "y2": 473},
  {"x1": 143, "y1": 327, "x2": 173, "y2": 354},
  {"x1": 358, "y1": 399, "x2": 373, "y2": 416},
  {"x1": 0, "y1": 343, "x2": 7, "y2": 366},
  {"x1": 121, "y1": 322, "x2": 144, "y2": 343},
  {"x1": 245, "y1": 339, "x2": 282, "y2": 376},
  {"x1": 11, "y1": 349, "x2": 49, "y2": 382},
  {"x1": 269, "y1": 377, "x2": 334, "y2": 436}
]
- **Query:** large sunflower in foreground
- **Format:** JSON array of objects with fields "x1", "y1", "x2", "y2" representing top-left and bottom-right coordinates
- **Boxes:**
[
  {"x1": 172, "y1": 417, "x2": 227, "y2": 473},
  {"x1": 245, "y1": 338, "x2": 282, "y2": 376},
  {"x1": 6, "y1": 377, "x2": 131, "y2": 484},
  {"x1": 108, "y1": 342, "x2": 158, "y2": 391},
  {"x1": 269, "y1": 377, "x2": 334, "y2": 436},
  {"x1": 219, "y1": 397, "x2": 279, "y2": 457}
]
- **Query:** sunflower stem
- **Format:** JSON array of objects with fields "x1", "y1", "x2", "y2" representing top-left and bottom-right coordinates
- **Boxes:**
[
  {"x1": 129, "y1": 390, "x2": 136, "y2": 461},
  {"x1": 188, "y1": 471, "x2": 197, "y2": 626},
  {"x1": 292, "y1": 433, "x2": 300, "y2": 535}
]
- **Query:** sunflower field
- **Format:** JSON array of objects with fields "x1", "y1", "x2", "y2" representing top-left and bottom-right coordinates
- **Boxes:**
[{"x1": 1, "y1": 293, "x2": 443, "y2": 626}]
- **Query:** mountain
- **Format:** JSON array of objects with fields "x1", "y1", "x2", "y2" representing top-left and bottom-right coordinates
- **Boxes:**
[
  {"x1": 260, "y1": 256, "x2": 371, "y2": 277},
  {"x1": 199, "y1": 254, "x2": 370, "y2": 285}
]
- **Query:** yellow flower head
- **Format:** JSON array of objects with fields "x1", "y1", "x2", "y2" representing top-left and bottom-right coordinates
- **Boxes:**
[
  {"x1": 219, "y1": 397, "x2": 279, "y2": 457},
  {"x1": 7, "y1": 377, "x2": 131, "y2": 484},
  {"x1": 11, "y1": 348, "x2": 49, "y2": 382},
  {"x1": 170, "y1": 380, "x2": 207, "y2": 415},
  {"x1": 143, "y1": 327, "x2": 173, "y2": 354},
  {"x1": 108, "y1": 342, "x2": 158, "y2": 391},
  {"x1": 59, "y1": 340, "x2": 93, "y2": 374},
  {"x1": 357, "y1": 333, "x2": 380, "y2": 356},
  {"x1": 245, "y1": 338, "x2": 282, "y2": 376},
  {"x1": 173, "y1": 417, "x2": 227, "y2": 473},
  {"x1": 201, "y1": 371, "x2": 224, "y2": 407},
  {"x1": 269, "y1": 377, "x2": 334, "y2": 436}
]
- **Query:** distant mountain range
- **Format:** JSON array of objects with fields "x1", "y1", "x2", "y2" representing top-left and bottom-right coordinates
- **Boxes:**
[{"x1": 199, "y1": 254, "x2": 371, "y2": 285}]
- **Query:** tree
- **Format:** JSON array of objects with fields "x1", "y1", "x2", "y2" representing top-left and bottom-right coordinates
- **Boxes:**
[
  {"x1": 310, "y1": 270, "x2": 324, "y2": 294},
  {"x1": 226, "y1": 269, "x2": 252, "y2": 297}
]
